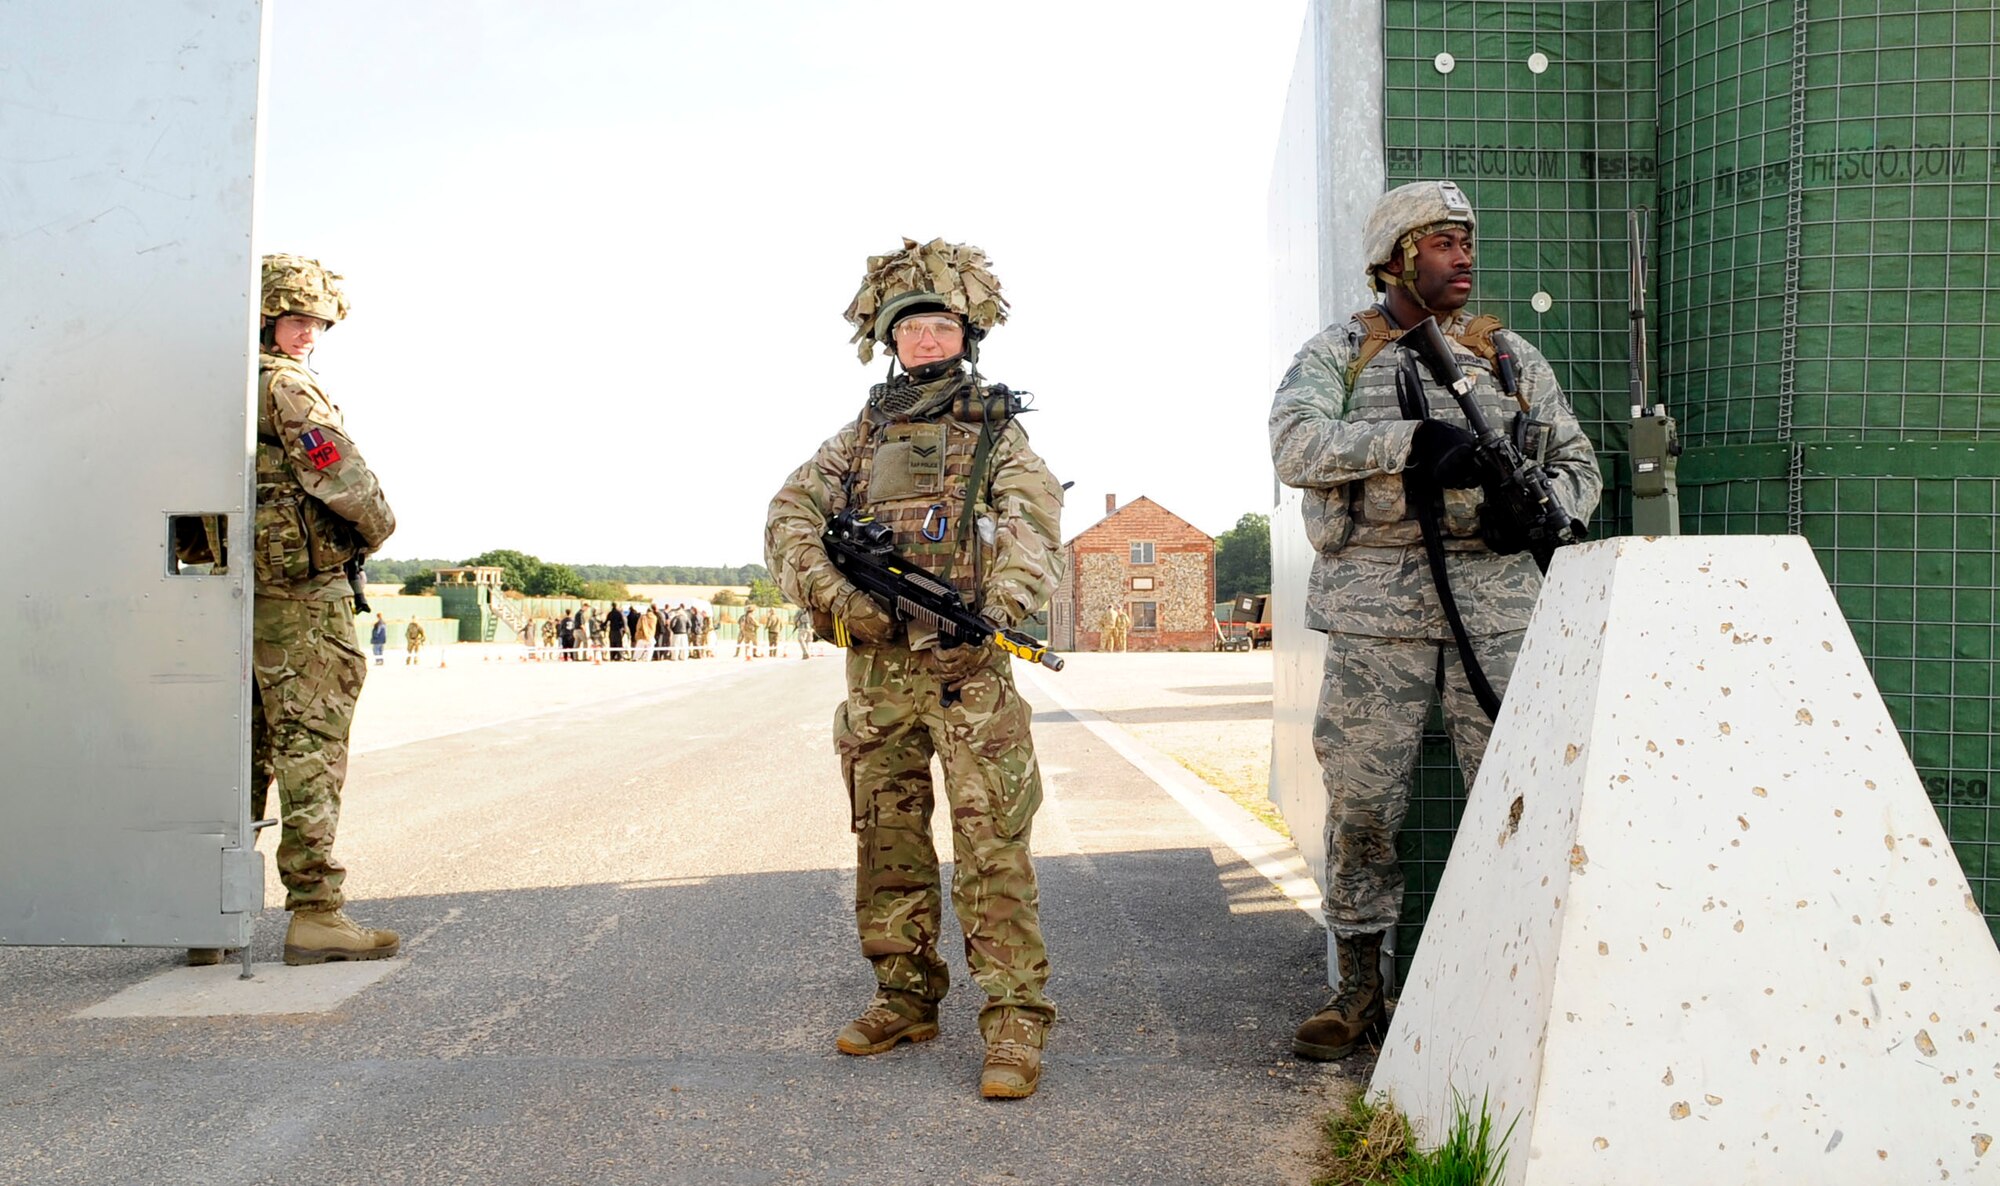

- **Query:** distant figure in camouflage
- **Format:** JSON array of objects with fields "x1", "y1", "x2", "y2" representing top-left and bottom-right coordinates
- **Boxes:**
[
  {"x1": 1095, "y1": 605, "x2": 1117, "y2": 652},
  {"x1": 404, "y1": 619, "x2": 425, "y2": 665},
  {"x1": 763, "y1": 606, "x2": 782, "y2": 655},
  {"x1": 735, "y1": 608, "x2": 758, "y2": 659},
  {"x1": 794, "y1": 605, "x2": 816, "y2": 658},
  {"x1": 191, "y1": 254, "x2": 401, "y2": 969},
  {"x1": 1111, "y1": 606, "x2": 1131, "y2": 652},
  {"x1": 1270, "y1": 181, "x2": 1600, "y2": 1060},
  {"x1": 767, "y1": 237, "x2": 1064, "y2": 1100}
]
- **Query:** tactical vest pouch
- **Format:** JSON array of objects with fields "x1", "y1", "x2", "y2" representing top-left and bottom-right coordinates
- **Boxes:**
[
  {"x1": 1354, "y1": 472, "x2": 1408, "y2": 526},
  {"x1": 253, "y1": 491, "x2": 313, "y2": 587},
  {"x1": 302, "y1": 496, "x2": 361, "y2": 574},
  {"x1": 867, "y1": 423, "x2": 946, "y2": 502}
]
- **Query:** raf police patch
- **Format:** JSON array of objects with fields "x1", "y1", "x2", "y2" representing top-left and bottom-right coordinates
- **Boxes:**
[{"x1": 299, "y1": 427, "x2": 342, "y2": 470}]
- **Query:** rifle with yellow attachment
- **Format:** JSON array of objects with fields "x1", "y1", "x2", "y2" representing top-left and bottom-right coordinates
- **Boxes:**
[{"x1": 822, "y1": 510, "x2": 1063, "y2": 689}]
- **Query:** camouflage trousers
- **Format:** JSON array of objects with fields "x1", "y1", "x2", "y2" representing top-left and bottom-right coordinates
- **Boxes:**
[
  {"x1": 251, "y1": 596, "x2": 365, "y2": 912},
  {"x1": 1312, "y1": 630, "x2": 1522, "y2": 937},
  {"x1": 833, "y1": 641, "x2": 1055, "y2": 1039}
]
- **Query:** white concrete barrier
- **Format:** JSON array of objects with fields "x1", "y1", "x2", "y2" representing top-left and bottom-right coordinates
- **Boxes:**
[{"x1": 1371, "y1": 535, "x2": 2000, "y2": 1185}]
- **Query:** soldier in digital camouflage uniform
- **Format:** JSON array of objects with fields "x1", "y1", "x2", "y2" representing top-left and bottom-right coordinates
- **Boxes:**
[
  {"x1": 1270, "y1": 182, "x2": 1600, "y2": 1060},
  {"x1": 766, "y1": 238, "x2": 1064, "y2": 1100},
  {"x1": 188, "y1": 255, "x2": 402, "y2": 969}
]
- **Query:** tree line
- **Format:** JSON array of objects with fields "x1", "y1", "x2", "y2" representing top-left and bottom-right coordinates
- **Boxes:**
[
  {"x1": 365, "y1": 517, "x2": 1268, "y2": 606},
  {"x1": 366, "y1": 550, "x2": 773, "y2": 600},
  {"x1": 1213, "y1": 512, "x2": 1271, "y2": 604}
]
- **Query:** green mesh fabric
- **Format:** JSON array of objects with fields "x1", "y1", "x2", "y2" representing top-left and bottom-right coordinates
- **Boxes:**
[{"x1": 1377, "y1": 0, "x2": 2000, "y2": 977}]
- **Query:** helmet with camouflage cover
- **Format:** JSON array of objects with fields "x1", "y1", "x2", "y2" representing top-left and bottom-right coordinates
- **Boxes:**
[
  {"x1": 261, "y1": 253, "x2": 350, "y2": 325},
  {"x1": 842, "y1": 237, "x2": 1007, "y2": 364},
  {"x1": 1362, "y1": 180, "x2": 1476, "y2": 295}
]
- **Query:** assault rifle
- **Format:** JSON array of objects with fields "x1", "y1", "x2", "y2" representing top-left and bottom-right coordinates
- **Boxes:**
[
  {"x1": 1399, "y1": 316, "x2": 1586, "y2": 569},
  {"x1": 823, "y1": 510, "x2": 1062, "y2": 701}
]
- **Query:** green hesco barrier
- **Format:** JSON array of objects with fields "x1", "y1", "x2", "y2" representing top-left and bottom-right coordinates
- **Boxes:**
[
  {"x1": 1661, "y1": 0, "x2": 2000, "y2": 448},
  {"x1": 1662, "y1": 0, "x2": 2000, "y2": 943},
  {"x1": 1373, "y1": 0, "x2": 2000, "y2": 972}
]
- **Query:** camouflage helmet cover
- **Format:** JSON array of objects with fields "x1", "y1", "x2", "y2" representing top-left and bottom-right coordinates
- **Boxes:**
[
  {"x1": 842, "y1": 237, "x2": 1007, "y2": 363},
  {"x1": 1361, "y1": 180, "x2": 1476, "y2": 291},
  {"x1": 261, "y1": 253, "x2": 350, "y2": 324}
]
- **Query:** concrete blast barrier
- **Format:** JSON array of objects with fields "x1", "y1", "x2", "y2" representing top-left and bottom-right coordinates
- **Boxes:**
[{"x1": 1370, "y1": 535, "x2": 2000, "y2": 1184}]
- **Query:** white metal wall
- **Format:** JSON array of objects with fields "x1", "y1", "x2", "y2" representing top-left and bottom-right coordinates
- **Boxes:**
[
  {"x1": 1267, "y1": 1, "x2": 1388, "y2": 896},
  {"x1": 0, "y1": 2, "x2": 267, "y2": 946}
]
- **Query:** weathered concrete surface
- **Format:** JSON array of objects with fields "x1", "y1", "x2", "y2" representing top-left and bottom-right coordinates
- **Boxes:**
[
  {"x1": 1, "y1": 650, "x2": 1348, "y2": 1184},
  {"x1": 1372, "y1": 536, "x2": 2000, "y2": 1185}
]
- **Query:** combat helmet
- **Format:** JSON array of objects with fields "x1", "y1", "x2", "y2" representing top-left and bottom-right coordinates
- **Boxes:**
[
  {"x1": 261, "y1": 253, "x2": 350, "y2": 325},
  {"x1": 1362, "y1": 180, "x2": 1476, "y2": 297},
  {"x1": 843, "y1": 237, "x2": 1007, "y2": 364}
]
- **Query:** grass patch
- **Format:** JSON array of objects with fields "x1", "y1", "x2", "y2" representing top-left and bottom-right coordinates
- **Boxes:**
[
  {"x1": 1315, "y1": 1091, "x2": 1516, "y2": 1186},
  {"x1": 1169, "y1": 754, "x2": 1291, "y2": 837}
]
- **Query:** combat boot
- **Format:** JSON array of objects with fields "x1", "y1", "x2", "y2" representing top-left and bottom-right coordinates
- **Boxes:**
[
  {"x1": 1293, "y1": 931, "x2": 1386, "y2": 1061},
  {"x1": 979, "y1": 1012, "x2": 1047, "y2": 1100},
  {"x1": 283, "y1": 909, "x2": 400, "y2": 966},
  {"x1": 835, "y1": 994, "x2": 939, "y2": 1056}
]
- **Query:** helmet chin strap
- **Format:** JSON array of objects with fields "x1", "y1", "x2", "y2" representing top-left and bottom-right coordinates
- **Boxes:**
[{"x1": 1396, "y1": 232, "x2": 1463, "y2": 321}]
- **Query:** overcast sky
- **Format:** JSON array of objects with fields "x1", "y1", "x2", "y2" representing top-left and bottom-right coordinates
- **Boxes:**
[{"x1": 260, "y1": 2, "x2": 1305, "y2": 569}]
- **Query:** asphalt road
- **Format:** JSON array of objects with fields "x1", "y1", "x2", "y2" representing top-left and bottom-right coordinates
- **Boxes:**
[{"x1": 0, "y1": 655, "x2": 1347, "y2": 1185}]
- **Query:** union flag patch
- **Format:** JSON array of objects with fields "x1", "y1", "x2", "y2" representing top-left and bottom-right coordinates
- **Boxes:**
[{"x1": 299, "y1": 427, "x2": 342, "y2": 470}]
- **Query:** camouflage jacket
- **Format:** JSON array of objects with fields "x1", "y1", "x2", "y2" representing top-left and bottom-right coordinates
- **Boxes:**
[
  {"x1": 1269, "y1": 310, "x2": 1600, "y2": 639},
  {"x1": 256, "y1": 351, "x2": 396, "y2": 600},
  {"x1": 766, "y1": 382, "x2": 1064, "y2": 648}
]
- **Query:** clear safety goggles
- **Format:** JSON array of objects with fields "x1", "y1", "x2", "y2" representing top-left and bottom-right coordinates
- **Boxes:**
[{"x1": 891, "y1": 314, "x2": 965, "y2": 343}]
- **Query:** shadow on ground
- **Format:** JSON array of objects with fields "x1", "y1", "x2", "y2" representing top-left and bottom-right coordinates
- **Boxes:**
[{"x1": 0, "y1": 847, "x2": 1342, "y2": 1186}]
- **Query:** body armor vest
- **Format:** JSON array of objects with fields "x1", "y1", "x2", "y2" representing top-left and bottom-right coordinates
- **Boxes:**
[
  {"x1": 844, "y1": 401, "x2": 1008, "y2": 605},
  {"x1": 1342, "y1": 316, "x2": 1519, "y2": 549}
]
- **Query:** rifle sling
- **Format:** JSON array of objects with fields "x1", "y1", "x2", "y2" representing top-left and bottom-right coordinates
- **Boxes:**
[{"x1": 1397, "y1": 357, "x2": 1502, "y2": 722}]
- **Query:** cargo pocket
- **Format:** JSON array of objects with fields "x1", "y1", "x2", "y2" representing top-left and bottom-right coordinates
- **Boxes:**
[
  {"x1": 831, "y1": 700, "x2": 871, "y2": 833},
  {"x1": 957, "y1": 674, "x2": 1043, "y2": 840}
]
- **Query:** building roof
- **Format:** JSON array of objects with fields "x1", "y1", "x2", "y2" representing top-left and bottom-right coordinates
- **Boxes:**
[{"x1": 1062, "y1": 495, "x2": 1213, "y2": 548}]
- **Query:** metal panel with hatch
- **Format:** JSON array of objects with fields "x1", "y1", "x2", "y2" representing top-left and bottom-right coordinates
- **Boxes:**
[{"x1": 0, "y1": 2, "x2": 266, "y2": 947}]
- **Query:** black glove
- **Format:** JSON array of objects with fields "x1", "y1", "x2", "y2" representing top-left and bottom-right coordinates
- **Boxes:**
[{"x1": 1408, "y1": 420, "x2": 1483, "y2": 489}]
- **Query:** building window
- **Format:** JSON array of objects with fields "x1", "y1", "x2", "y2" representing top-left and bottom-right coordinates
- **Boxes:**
[
  {"x1": 1130, "y1": 575, "x2": 1155, "y2": 591},
  {"x1": 1130, "y1": 601, "x2": 1157, "y2": 632},
  {"x1": 1129, "y1": 540, "x2": 1155, "y2": 565}
]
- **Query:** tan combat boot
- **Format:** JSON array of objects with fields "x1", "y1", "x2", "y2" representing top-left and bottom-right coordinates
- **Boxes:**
[
  {"x1": 1292, "y1": 931, "x2": 1387, "y2": 1061},
  {"x1": 835, "y1": 995, "x2": 940, "y2": 1056},
  {"x1": 979, "y1": 1013, "x2": 1047, "y2": 1100},
  {"x1": 283, "y1": 909, "x2": 400, "y2": 966}
]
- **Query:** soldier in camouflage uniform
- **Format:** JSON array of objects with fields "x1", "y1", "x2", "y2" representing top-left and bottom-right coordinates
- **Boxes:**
[
  {"x1": 766, "y1": 238, "x2": 1064, "y2": 1100},
  {"x1": 1270, "y1": 182, "x2": 1600, "y2": 1059},
  {"x1": 192, "y1": 255, "x2": 401, "y2": 968},
  {"x1": 404, "y1": 618, "x2": 425, "y2": 665}
]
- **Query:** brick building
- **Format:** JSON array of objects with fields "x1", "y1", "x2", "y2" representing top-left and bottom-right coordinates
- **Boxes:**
[{"x1": 1053, "y1": 495, "x2": 1216, "y2": 652}]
